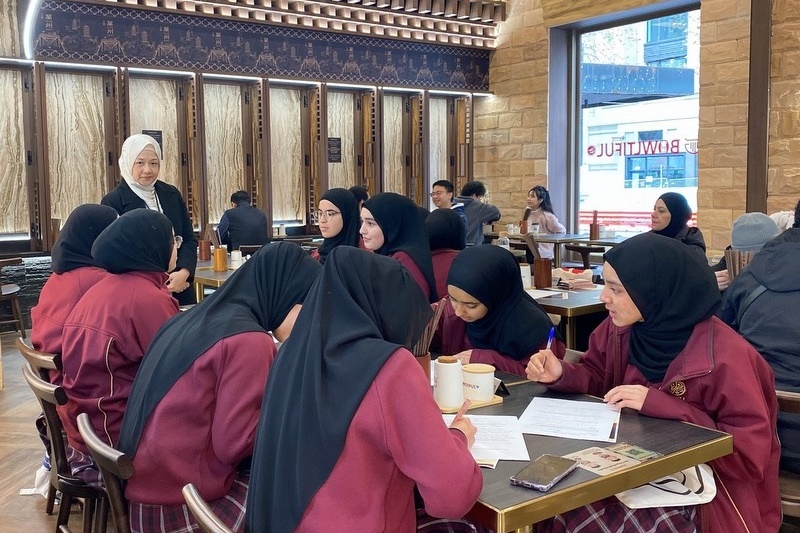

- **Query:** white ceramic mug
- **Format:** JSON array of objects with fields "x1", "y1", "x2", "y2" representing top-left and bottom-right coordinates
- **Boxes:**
[
  {"x1": 434, "y1": 358, "x2": 463, "y2": 410},
  {"x1": 462, "y1": 363, "x2": 495, "y2": 402}
]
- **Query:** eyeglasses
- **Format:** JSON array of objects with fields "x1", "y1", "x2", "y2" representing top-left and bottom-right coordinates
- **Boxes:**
[
  {"x1": 316, "y1": 209, "x2": 341, "y2": 221},
  {"x1": 173, "y1": 235, "x2": 183, "y2": 248}
]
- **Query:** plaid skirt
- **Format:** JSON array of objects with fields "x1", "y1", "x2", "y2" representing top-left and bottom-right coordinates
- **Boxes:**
[
  {"x1": 129, "y1": 471, "x2": 249, "y2": 533},
  {"x1": 536, "y1": 496, "x2": 698, "y2": 533},
  {"x1": 66, "y1": 446, "x2": 104, "y2": 488},
  {"x1": 416, "y1": 509, "x2": 493, "y2": 533}
]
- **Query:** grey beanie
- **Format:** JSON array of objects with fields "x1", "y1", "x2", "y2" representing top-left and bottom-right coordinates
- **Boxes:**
[{"x1": 731, "y1": 213, "x2": 781, "y2": 253}]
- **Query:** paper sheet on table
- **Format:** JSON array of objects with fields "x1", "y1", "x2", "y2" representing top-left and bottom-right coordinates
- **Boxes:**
[
  {"x1": 442, "y1": 414, "x2": 530, "y2": 466},
  {"x1": 519, "y1": 397, "x2": 620, "y2": 443}
]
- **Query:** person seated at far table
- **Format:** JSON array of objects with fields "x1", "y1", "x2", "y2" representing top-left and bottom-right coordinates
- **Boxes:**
[
  {"x1": 440, "y1": 245, "x2": 564, "y2": 377},
  {"x1": 31, "y1": 204, "x2": 119, "y2": 382},
  {"x1": 217, "y1": 190, "x2": 269, "y2": 252},
  {"x1": 245, "y1": 247, "x2": 482, "y2": 533},
  {"x1": 522, "y1": 185, "x2": 566, "y2": 260},
  {"x1": 456, "y1": 181, "x2": 500, "y2": 246},
  {"x1": 59, "y1": 209, "x2": 181, "y2": 485},
  {"x1": 765, "y1": 197, "x2": 800, "y2": 246},
  {"x1": 425, "y1": 208, "x2": 466, "y2": 300},
  {"x1": 311, "y1": 188, "x2": 360, "y2": 264},
  {"x1": 361, "y1": 192, "x2": 438, "y2": 302},
  {"x1": 717, "y1": 215, "x2": 800, "y2": 476},
  {"x1": 527, "y1": 232, "x2": 780, "y2": 533},
  {"x1": 118, "y1": 242, "x2": 321, "y2": 533},
  {"x1": 649, "y1": 191, "x2": 707, "y2": 260},
  {"x1": 710, "y1": 212, "x2": 780, "y2": 291},
  {"x1": 430, "y1": 179, "x2": 468, "y2": 232}
]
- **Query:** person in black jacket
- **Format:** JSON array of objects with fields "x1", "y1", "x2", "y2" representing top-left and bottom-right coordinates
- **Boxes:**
[
  {"x1": 217, "y1": 190, "x2": 269, "y2": 252},
  {"x1": 102, "y1": 133, "x2": 198, "y2": 305}
]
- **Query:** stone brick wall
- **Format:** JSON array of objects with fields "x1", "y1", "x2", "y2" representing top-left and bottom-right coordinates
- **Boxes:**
[
  {"x1": 474, "y1": 0, "x2": 800, "y2": 258},
  {"x1": 1, "y1": 257, "x2": 51, "y2": 333}
]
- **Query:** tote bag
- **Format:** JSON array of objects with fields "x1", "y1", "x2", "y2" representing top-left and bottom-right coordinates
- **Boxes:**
[{"x1": 616, "y1": 463, "x2": 716, "y2": 509}]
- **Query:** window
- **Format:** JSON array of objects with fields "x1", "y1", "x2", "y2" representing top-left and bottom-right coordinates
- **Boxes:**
[{"x1": 575, "y1": 8, "x2": 700, "y2": 234}]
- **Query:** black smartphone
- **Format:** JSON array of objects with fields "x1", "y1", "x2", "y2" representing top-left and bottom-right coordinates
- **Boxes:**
[{"x1": 509, "y1": 454, "x2": 579, "y2": 492}]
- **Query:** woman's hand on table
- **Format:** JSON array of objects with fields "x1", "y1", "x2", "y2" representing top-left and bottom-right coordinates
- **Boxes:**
[
  {"x1": 166, "y1": 268, "x2": 191, "y2": 293},
  {"x1": 454, "y1": 350, "x2": 472, "y2": 365},
  {"x1": 603, "y1": 385, "x2": 649, "y2": 411},
  {"x1": 525, "y1": 349, "x2": 562, "y2": 383}
]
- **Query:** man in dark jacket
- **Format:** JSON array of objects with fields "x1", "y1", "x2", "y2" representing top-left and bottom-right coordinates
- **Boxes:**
[
  {"x1": 717, "y1": 210, "x2": 800, "y2": 475},
  {"x1": 217, "y1": 191, "x2": 269, "y2": 252},
  {"x1": 456, "y1": 181, "x2": 500, "y2": 246}
]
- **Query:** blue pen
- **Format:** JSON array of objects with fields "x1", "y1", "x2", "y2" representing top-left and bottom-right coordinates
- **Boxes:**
[{"x1": 545, "y1": 326, "x2": 556, "y2": 350}]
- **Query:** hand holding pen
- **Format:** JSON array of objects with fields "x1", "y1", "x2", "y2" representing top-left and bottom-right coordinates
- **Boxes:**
[
  {"x1": 449, "y1": 399, "x2": 477, "y2": 448},
  {"x1": 526, "y1": 326, "x2": 563, "y2": 384}
]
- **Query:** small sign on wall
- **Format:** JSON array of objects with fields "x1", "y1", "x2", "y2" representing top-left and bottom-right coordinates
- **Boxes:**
[
  {"x1": 142, "y1": 129, "x2": 163, "y2": 158},
  {"x1": 328, "y1": 137, "x2": 341, "y2": 163}
]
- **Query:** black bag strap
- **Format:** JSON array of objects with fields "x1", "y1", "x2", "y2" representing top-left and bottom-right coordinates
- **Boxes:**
[{"x1": 736, "y1": 284, "x2": 767, "y2": 326}]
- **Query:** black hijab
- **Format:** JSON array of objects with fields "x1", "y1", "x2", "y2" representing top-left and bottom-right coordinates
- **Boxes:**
[
  {"x1": 604, "y1": 232, "x2": 720, "y2": 382},
  {"x1": 652, "y1": 192, "x2": 692, "y2": 238},
  {"x1": 426, "y1": 208, "x2": 466, "y2": 251},
  {"x1": 447, "y1": 245, "x2": 553, "y2": 360},
  {"x1": 363, "y1": 192, "x2": 437, "y2": 302},
  {"x1": 316, "y1": 188, "x2": 359, "y2": 264},
  {"x1": 118, "y1": 242, "x2": 321, "y2": 455},
  {"x1": 51, "y1": 204, "x2": 118, "y2": 274},
  {"x1": 91, "y1": 209, "x2": 174, "y2": 274},
  {"x1": 245, "y1": 247, "x2": 432, "y2": 533}
]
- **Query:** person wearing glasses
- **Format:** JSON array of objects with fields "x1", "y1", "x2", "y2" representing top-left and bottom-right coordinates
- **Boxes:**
[
  {"x1": 102, "y1": 134, "x2": 198, "y2": 305},
  {"x1": 311, "y1": 188, "x2": 360, "y2": 264},
  {"x1": 217, "y1": 190, "x2": 269, "y2": 253},
  {"x1": 430, "y1": 180, "x2": 468, "y2": 233},
  {"x1": 58, "y1": 209, "x2": 181, "y2": 487}
]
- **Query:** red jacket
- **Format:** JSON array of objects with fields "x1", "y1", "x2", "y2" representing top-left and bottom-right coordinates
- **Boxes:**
[
  {"x1": 126, "y1": 332, "x2": 275, "y2": 505},
  {"x1": 60, "y1": 271, "x2": 179, "y2": 453},
  {"x1": 431, "y1": 248, "x2": 459, "y2": 300},
  {"x1": 296, "y1": 350, "x2": 482, "y2": 532},
  {"x1": 551, "y1": 316, "x2": 781, "y2": 533},
  {"x1": 392, "y1": 250, "x2": 433, "y2": 302},
  {"x1": 30, "y1": 266, "x2": 108, "y2": 383}
]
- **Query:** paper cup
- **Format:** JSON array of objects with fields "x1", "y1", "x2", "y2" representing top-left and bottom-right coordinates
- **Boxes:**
[
  {"x1": 462, "y1": 363, "x2": 495, "y2": 402},
  {"x1": 530, "y1": 223, "x2": 540, "y2": 235},
  {"x1": 434, "y1": 358, "x2": 463, "y2": 410}
]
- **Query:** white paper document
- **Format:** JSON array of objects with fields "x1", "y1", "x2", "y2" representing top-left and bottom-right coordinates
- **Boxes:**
[
  {"x1": 518, "y1": 397, "x2": 620, "y2": 443},
  {"x1": 442, "y1": 414, "x2": 530, "y2": 466}
]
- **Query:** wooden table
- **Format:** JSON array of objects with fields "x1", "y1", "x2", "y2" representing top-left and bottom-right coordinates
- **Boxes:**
[
  {"x1": 466, "y1": 381, "x2": 733, "y2": 532},
  {"x1": 193, "y1": 260, "x2": 235, "y2": 301},
  {"x1": 530, "y1": 288, "x2": 607, "y2": 349}
]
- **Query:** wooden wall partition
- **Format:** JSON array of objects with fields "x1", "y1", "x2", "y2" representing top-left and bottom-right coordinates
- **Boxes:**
[
  {"x1": 428, "y1": 96, "x2": 449, "y2": 190},
  {"x1": 0, "y1": 68, "x2": 30, "y2": 237},
  {"x1": 410, "y1": 94, "x2": 425, "y2": 206},
  {"x1": 269, "y1": 86, "x2": 305, "y2": 224},
  {"x1": 358, "y1": 91, "x2": 377, "y2": 197},
  {"x1": 382, "y1": 93, "x2": 406, "y2": 195},
  {"x1": 44, "y1": 70, "x2": 106, "y2": 221},
  {"x1": 326, "y1": 91, "x2": 357, "y2": 191}
]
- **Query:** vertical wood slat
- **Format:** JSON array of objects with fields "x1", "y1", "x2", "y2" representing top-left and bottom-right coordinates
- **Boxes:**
[{"x1": 746, "y1": 0, "x2": 769, "y2": 213}]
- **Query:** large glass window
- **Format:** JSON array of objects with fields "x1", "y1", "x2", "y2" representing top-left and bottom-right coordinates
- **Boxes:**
[{"x1": 576, "y1": 10, "x2": 700, "y2": 234}]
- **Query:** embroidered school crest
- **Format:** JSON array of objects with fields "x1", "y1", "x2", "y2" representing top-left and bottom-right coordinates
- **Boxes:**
[{"x1": 669, "y1": 381, "x2": 686, "y2": 397}]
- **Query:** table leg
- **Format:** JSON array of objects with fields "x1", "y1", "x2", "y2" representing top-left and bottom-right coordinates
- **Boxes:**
[
  {"x1": 513, "y1": 526, "x2": 534, "y2": 533},
  {"x1": 194, "y1": 282, "x2": 204, "y2": 302},
  {"x1": 564, "y1": 317, "x2": 576, "y2": 349},
  {"x1": 553, "y1": 245, "x2": 561, "y2": 268}
]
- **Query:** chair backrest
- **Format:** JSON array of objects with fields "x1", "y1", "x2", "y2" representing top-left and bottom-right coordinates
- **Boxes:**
[
  {"x1": 524, "y1": 233, "x2": 542, "y2": 261},
  {"x1": 238, "y1": 244, "x2": 263, "y2": 256},
  {"x1": 182, "y1": 483, "x2": 235, "y2": 533},
  {"x1": 17, "y1": 337, "x2": 61, "y2": 381},
  {"x1": 77, "y1": 413, "x2": 134, "y2": 533},
  {"x1": 21, "y1": 360, "x2": 80, "y2": 509},
  {"x1": 777, "y1": 390, "x2": 800, "y2": 518}
]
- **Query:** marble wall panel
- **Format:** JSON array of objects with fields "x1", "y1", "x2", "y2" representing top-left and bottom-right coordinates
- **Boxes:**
[
  {"x1": 382, "y1": 94, "x2": 405, "y2": 194},
  {"x1": 128, "y1": 78, "x2": 181, "y2": 191},
  {"x1": 269, "y1": 87, "x2": 304, "y2": 223},
  {"x1": 0, "y1": 69, "x2": 29, "y2": 235},
  {"x1": 204, "y1": 83, "x2": 244, "y2": 223},
  {"x1": 327, "y1": 91, "x2": 356, "y2": 190},
  {"x1": 45, "y1": 71, "x2": 106, "y2": 221},
  {"x1": 429, "y1": 97, "x2": 449, "y2": 192},
  {"x1": 0, "y1": 0, "x2": 20, "y2": 57}
]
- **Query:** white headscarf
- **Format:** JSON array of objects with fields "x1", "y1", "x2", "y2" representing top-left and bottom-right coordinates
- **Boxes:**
[{"x1": 119, "y1": 134, "x2": 162, "y2": 211}]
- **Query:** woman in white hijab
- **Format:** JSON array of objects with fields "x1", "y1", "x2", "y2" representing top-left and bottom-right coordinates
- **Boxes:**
[{"x1": 102, "y1": 134, "x2": 198, "y2": 305}]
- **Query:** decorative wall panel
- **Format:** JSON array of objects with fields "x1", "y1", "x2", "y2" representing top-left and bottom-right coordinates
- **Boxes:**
[
  {"x1": 382, "y1": 94, "x2": 405, "y2": 194},
  {"x1": 0, "y1": 69, "x2": 29, "y2": 235},
  {"x1": 128, "y1": 77, "x2": 181, "y2": 190},
  {"x1": 0, "y1": 0, "x2": 21, "y2": 57},
  {"x1": 45, "y1": 71, "x2": 106, "y2": 221},
  {"x1": 327, "y1": 91, "x2": 355, "y2": 190},
  {"x1": 429, "y1": 96, "x2": 448, "y2": 185},
  {"x1": 32, "y1": 0, "x2": 490, "y2": 91},
  {"x1": 269, "y1": 87, "x2": 304, "y2": 222},
  {"x1": 203, "y1": 82, "x2": 244, "y2": 222}
]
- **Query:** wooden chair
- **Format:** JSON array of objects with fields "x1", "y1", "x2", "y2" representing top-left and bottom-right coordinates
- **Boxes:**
[
  {"x1": 777, "y1": 390, "x2": 800, "y2": 518},
  {"x1": 22, "y1": 363, "x2": 105, "y2": 533},
  {"x1": 17, "y1": 338, "x2": 62, "y2": 513},
  {"x1": 182, "y1": 483, "x2": 235, "y2": 533},
  {"x1": 563, "y1": 244, "x2": 605, "y2": 269},
  {"x1": 0, "y1": 257, "x2": 26, "y2": 338},
  {"x1": 76, "y1": 413, "x2": 134, "y2": 533},
  {"x1": 238, "y1": 244, "x2": 263, "y2": 256},
  {"x1": 524, "y1": 233, "x2": 542, "y2": 261}
]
